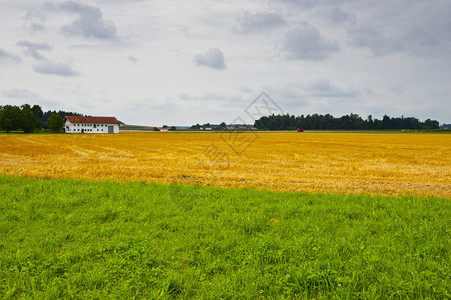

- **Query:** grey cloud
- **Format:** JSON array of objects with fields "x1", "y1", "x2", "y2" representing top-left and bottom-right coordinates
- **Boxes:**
[
  {"x1": 323, "y1": 7, "x2": 355, "y2": 25},
  {"x1": 128, "y1": 56, "x2": 138, "y2": 64},
  {"x1": 305, "y1": 79, "x2": 360, "y2": 98},
  {"x1": 271, "y1": 0, "x2": 317, "y2": 9},
  {"x1": 32, "y1": 61, "x2": 79, "y2": 76},
  {"x1": 22, "y1": 11, "x2": 46, "y2": 32},
  {"x1": 234, "y1": 11, "x2": 286, "y2": 33},
  {"x1": 389, "y1": 86, "x2": 404, "y2": 95},
  {"x1": 273, "y1": 0, "x2": 372, "y2": 10},
  {"x1": 1, "y1": 88, "x2": 60, "y2": 107},
  {"x1": 349, "y1": 2, "x2": 451, "y2": 57},
  {"x1": 281, "y1": 24, "x2": 339, "y2": 60},
  {"x1": 349, "y1": 27, "x2": 404, "y2": 56},
  {"x1": 403, "y1": 6, "x2": 451, "y2": 53},
  {"x1": 54, "y1": 1, "x2": 118, "y2": 40},
  {"x1": 95, "y1": 0, "x2": 148, "y2": 3},
  {"x1": 193, "y1": 48, "x2": 226, "y2": 70},
  {"x1": 1, "y1": 88, "x2": 39, "y2": 100},
  {"x1": 270, "y1": 79, "x2": 360, "y2": 103},
  {"x1": 17, "y1": 41, "x2": 52, "y2": 60},
  {"x1": 179, "y1": 92, "x2": 232, "y2": 102},
  {"x1": 176, "y1": 92, "x2": 245, "y2": 113},
  {"x1": 0, "y1": 48, "x2": 21, "y2": 63}
]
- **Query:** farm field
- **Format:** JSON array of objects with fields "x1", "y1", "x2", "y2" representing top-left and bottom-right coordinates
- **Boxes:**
[
  {"x1": 0, "y1": 132, "x2": 450, "y2": 197},
  {"x1": 0, "y1": 176, "x2": 449, "y2": 299},
  {"x1": 1, "y1": 131, "x2": 450, "y2": 298}
]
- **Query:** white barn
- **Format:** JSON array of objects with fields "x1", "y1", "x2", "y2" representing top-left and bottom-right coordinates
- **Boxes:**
[{"x1": 65, "y1": 116, "x2": 120, "y2": 134}]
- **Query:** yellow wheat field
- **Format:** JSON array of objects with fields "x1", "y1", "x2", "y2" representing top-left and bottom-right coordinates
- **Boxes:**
[{"x1": 0, "y1": 132, "x2": 450, "y2": 197}]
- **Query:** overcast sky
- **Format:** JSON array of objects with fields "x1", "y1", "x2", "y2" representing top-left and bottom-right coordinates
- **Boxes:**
[{"x1": 1, "y1": 0, "x2": 450, "y2": 126}]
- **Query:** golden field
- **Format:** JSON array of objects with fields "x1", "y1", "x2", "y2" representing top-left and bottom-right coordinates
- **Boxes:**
[{"x1": 0, "y1": 131, "x2": 450, "y2": 197}]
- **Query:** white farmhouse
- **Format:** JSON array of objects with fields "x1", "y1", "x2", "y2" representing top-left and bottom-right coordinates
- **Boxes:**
[{"x1": 65, "y1": 116, "x2": 120, "y2": 134}]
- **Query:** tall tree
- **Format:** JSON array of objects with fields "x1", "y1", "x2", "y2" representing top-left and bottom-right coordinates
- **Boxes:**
[
  {"x1": 45, "y1": 113, "x2": 64, "y2": 132},
  {"x1": 0, "y1": 105, "x2": 22, "y2": 132},
  {"x1": 20, "y1": 104, "x2": 40, "y2": 133},
  {"x1": 31, "y1": 105, "x2": 44, "y2": 128}
]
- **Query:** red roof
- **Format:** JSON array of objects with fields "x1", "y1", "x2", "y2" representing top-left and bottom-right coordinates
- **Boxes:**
[{"x1": 65, "y1": 116, "x2": 120, "y2": 124}]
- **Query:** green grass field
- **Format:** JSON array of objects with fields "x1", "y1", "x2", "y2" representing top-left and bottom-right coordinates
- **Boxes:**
[{"x1": 0, "y1": 176, "x2": 449, "y2": 299}]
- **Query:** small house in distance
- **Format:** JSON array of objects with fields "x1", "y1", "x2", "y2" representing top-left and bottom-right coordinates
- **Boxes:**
[{"x1": 64, "y1": 116, "x2": 120, "y2": 134}]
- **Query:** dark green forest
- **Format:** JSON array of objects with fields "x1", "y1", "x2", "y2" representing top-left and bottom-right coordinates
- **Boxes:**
[
  {"x1": 0, "y1": 104, "x2": 82, "y2": 133},
  {"x1": 254, "y1": 113, "x2": 440, "y2": 130}
]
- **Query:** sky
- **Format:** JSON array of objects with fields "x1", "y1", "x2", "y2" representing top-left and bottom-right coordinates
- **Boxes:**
[{"x1": 1, "y1": 0, "x2": 450, "y2": 126}]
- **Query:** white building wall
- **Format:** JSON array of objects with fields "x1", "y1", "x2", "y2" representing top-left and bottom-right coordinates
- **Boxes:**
[
  {"x1": 65, "y1": 121, "x2": 119, "y2": 133},
  {"x1": 111, "y1": 124, "x2": 119, "y2": 133}
]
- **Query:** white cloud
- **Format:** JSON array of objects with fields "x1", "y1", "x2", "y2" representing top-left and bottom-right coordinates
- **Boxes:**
[{"x1": 193, "y1": 48, "x2": 226, "y2": 70}]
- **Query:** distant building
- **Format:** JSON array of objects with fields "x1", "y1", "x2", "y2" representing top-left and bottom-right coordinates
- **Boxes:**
[{"x1": 64, "y1": 116, "x2": 120, "y2": 134}]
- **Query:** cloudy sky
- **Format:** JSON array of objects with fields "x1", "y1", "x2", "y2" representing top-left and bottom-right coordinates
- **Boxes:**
[{"x1": 1, "y1": 0, "x2": 450, "y2": 126}]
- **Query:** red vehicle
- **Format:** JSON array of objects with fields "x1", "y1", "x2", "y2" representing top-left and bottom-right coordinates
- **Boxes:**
[{"x1": 297, "y1": 128, "x2": 304, "y2": 132}]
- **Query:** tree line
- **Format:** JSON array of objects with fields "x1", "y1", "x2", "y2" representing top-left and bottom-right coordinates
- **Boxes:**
[
  {"x1": 0, "y1": 104, "x2": 82, "y2": 133},
  {"x1": 254, "y1": 113, "x2": 440, "y2": 130},
  {"x1": 190, "y1": 122, "x2": 228, "y2": 130}
]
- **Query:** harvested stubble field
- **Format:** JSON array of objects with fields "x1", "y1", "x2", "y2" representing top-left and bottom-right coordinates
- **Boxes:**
[{"x1": 0, "y1": 131, "x2": 450, "y2": 197}]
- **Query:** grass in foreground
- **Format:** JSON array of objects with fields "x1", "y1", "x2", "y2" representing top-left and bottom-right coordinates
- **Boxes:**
[{"x1": 0, "y1": 176, "x2": 449, "y2": 299}]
